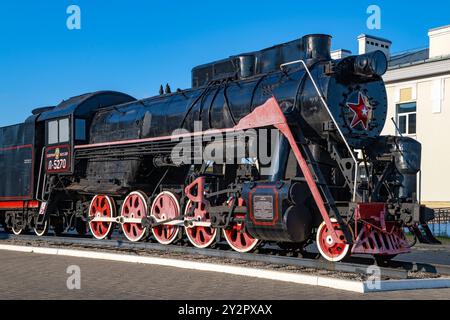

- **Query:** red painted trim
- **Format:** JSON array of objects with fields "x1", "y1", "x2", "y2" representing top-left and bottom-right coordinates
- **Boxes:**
[
  {"x1": 75, "y1": 128, "x2": 239, "y2": 150},
  {"x1": 236, "y1": 98, "x2": 341, "y2": 242},
  {"x1": 356, "y1": 203, "x2": 386, "y2": 220},
  {"x1": 0, "y1": 196, "x2": 33, "y2": 200},
  {"x1": 277, "y1": 121, "x2": 340, "y2": 242},
  {"x1": 73, "y1": 98, "x2": 288, "y2": 151},
  {"x1": 248, "y1": 186, "x2": 279, "y2": 226},
  {"x1": 0, "y1": 144, "x2": 33, "y2": 152},
  {"x1": 0, "y1": 201, "x2": 39, "y2": 209},
  {"x1": 46, "y1": 145, "x2": 70, "y2": 151},
  {"x1": 185, "y1": 177, "x2": 206, "y2": 204}
]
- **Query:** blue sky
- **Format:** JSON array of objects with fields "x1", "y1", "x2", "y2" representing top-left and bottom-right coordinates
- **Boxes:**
[{"x1": 0, "y1": 0, "x2": 449, "y2": 126}]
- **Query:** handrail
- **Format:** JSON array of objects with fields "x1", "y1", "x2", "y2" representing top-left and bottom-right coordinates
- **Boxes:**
[
  {"x1": 35, "y1": 146, "x2": 46, "y2": 202},
  {"x1": 280, "y1": 60, "x2": 359, "y2": 202}
]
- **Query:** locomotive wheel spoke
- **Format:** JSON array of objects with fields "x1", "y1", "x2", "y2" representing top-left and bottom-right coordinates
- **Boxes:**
[
  {"x1": 316, "y1": 218, "x2": 352, "y2": 262},
  {"x1": 121, "y1": 191, "x2": 148, "y2": 242},
  {"x1": 185, "y1": 200, "x2": 217, "y2": 249},
  {"x1": 223, "y1": 197, "x2": 259, "y2": 253},
  {"x1": 151, "y1": 191, "x2": 180, "y2": 245},
  {"x1": 89, "y1": 195, "x2": 115, "y2": 240}
]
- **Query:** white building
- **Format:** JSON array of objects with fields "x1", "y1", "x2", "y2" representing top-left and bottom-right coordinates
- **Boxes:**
[{"x1": 357, "y1": 26, "x2": 450, "y2": 207}]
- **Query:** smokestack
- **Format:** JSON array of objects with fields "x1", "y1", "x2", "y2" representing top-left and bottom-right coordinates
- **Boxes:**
[{"x1": 302, "y1": 34, "x2": 332, "y2": 61}]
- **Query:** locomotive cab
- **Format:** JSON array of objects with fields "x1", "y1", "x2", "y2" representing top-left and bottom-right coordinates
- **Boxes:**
[{"x1": 37, "y1": 91, "x2": 136, "y2": 176}]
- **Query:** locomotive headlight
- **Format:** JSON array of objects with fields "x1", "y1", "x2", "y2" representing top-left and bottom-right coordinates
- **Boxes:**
[{"x1": 353, "y1": 50, "x2": 388, "y2": 77}]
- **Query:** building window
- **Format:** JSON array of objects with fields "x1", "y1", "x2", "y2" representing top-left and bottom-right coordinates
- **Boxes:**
[{"x1": 396, "y1": 102, "x2": 417, "y2": 135}]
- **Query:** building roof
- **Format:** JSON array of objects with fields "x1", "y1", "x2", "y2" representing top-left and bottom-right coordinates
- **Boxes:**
[
  {"x1": 357, "y1": 34, "x2": 392, "y2": 44},
  {"x1": 331, "y1": 49, "x2": 352, "y2": 53},
  {"x1": 429, "y1": 24, "x2": 450, "y2": 33},
  {"x1": 384, "y1": 48, "x2": 450, "y2": 84},
  {"x1": 389, "y1": 48, "x2": 430, "y2": 68}
]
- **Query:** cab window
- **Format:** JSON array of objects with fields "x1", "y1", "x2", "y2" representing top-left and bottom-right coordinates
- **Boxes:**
[
  {"x1": 48, "y1": 120, "x2": 59, "y2": 144},
  {"x1": 75, "y1": 119, "x2": 86, "y2": 141},
  {"x1": 47, "y1": 118, "x2": 70, "y2": 145},
  {"x1": 59, "y1": 118, "x2": 70, "y2": 142}
]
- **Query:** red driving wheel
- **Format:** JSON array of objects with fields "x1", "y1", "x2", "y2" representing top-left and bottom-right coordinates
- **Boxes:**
[
  {"x1": 89, "y1": 195, "x2": 115, "y2": 240},
  {"x1": 151, "y1": 191, "x2": 181, "y2": 245},
  {"x1": 184, "y1": 200, "x2": 217, "y2": 249},
  {"x1": 223, "y1": 198, "x2": 259, "y2": 253},
  {"x1": 121, "y1": 191, "x2": 148, "y2": 242},
  {"x1": 316, "y1": 218, "x2": 351, "y2": 262}
]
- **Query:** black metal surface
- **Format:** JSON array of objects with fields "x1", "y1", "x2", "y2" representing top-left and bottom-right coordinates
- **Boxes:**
[
  {"x1": 0, "y1": 121, "x2": 36, "y2": 199},
  {"x1": 242, "y1": 180, "x2": 313, "y2": 242},
  {"x1": 87, "y1": 60, "x2": 387, "y2": 148},
  {"x1": 0, "y1": 34, "x2": 435, "y2": 258},
  {"x1": 74, "y1": 37, "x2": 388, "y2": 199},
  {"x1": 191, "y1": 37, "x2": 305, "y2": 87},
  {"x1": 37, "y1": 91, "x2": 136, "y2": 122}
]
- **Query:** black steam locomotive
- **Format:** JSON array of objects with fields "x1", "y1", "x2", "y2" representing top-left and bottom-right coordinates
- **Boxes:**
[{"x1": 0, "y1": 34, "x2": 439, "y2": 262}]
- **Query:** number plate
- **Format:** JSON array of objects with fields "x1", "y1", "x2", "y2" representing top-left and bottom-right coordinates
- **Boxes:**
[
  {"x1": 46, "y1": 145, "x2": 71, "y2": 173},
  {"x1": 253, "y1": 196, "x2": 274, "y2": 220}
]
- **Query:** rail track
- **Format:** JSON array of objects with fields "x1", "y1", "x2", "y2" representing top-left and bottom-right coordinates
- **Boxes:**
[{"x1": 1, "y1": 230, "x2": 450, "y2": 280}]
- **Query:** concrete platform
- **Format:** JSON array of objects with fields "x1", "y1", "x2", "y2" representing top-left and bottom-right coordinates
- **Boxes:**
[{"x1": 0, "y1": 248, "x2": 450, "y2": 299}]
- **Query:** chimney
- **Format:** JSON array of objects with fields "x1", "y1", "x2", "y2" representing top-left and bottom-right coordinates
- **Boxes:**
[
  {"x1": 302, "y1": 34, "x2": 332, "y2": 62},
  {"x1": 428, "y1": 25, "x2": 450, "y2": 59},
  {"x1": 330, "y1": 49, "x2": 352, "y2": 60},
  {"x1": 357, "y1": 34, "x2": 391, "y2": 59}
]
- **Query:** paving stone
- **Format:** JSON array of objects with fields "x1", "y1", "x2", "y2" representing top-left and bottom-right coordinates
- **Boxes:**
[{"x1": 1, "y1": 251, "x2": 450, "y2": 300}]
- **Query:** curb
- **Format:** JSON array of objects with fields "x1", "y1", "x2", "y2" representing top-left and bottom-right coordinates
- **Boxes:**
[{"x1": 1, "y1": 244, "x2": 449, "y2": 293}]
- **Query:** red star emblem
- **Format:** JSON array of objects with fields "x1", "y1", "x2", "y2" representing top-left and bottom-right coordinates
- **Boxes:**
[{"x1": 346, "y1": 92, "x2": 372, "y2": 130}]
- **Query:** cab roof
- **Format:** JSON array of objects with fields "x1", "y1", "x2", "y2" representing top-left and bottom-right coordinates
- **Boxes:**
[{"x1": 37, "y1": 91, "x2": 136, "y2": 121}]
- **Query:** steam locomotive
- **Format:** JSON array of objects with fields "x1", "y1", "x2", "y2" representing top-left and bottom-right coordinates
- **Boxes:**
[{"x1": 0, "y1": 34, "x2": 439, "y2": 262}]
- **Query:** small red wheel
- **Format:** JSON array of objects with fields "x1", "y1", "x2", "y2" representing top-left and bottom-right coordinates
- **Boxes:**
[
  {"x1": 151, "y1": 191, "x2": 180, "y2": 245},
  {"x1": 89, "y1": 195, "x2": 115, "y2": 240},
  {"x1": 121, "y1": 191, "x2": 148, "y2": 242},
  {"x1": 316, "y1": 218, "x2": 351, "y2": 262},
  {"x1": 184, "y1": 200, "x2": 217, "y2": 249},
  {"x1": 223, "y1": 198, "x2": 259, "y2": 253}
]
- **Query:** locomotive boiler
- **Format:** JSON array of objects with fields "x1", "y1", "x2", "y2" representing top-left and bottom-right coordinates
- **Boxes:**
[{"x1": 0, "y1": 34, "x2": 439, "y2": 262}]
